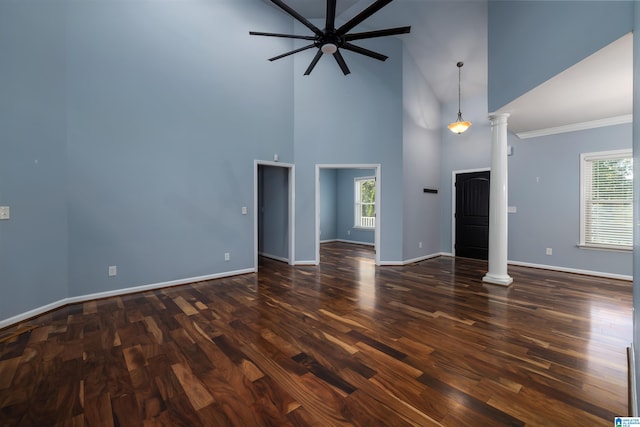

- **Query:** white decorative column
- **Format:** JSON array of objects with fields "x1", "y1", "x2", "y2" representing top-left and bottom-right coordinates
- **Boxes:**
[{"x1": 483, "y1": 113, "x2": 513, "y2": 286}]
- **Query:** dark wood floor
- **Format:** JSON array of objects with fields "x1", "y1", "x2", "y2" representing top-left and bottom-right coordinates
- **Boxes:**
[{"x1": 0, "y1": 242, "x2": 632, "y2": 426}]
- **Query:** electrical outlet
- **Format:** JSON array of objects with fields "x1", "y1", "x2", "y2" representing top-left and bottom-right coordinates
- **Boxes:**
[
  {"x1": 347, "y1": 230, "x2": 351, "y2": 235},
  {"x1": 108, "y1": 266, "x2": 117, "y2": 276},
  {"x1": 0, "y1": 206, "x2": 9, "y2": 220},
  {"x1": 241, "y1": 206, "x2": 247, "y2": 215},
  {"x1": 546, "y1": 248, "x2": 552, "y2": 256},
  {"x1": 419, "y1": 242, "x2": 422, "y2": 249},
  {"x1": 224, "y1": 252, "x2": 230, "y2": 261}
]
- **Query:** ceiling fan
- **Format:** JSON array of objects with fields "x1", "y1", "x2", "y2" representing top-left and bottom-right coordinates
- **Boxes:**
[{"x1": 250, "y1": 0, "x2": 410, "y2": 75}]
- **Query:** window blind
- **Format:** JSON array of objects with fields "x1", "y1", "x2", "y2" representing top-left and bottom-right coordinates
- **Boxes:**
[{"x1": 582, "y1": 151, "x2": 632, "y2": 249}]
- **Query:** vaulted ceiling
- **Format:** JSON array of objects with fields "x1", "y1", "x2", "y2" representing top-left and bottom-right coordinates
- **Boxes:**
[{"x1": 263, "y1": 0, "x2": 632, "y2": 137}]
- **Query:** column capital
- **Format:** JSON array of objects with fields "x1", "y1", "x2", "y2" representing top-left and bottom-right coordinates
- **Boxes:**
[{"x1": 488, "y1": 112, "x2": 510, "y2": 125}]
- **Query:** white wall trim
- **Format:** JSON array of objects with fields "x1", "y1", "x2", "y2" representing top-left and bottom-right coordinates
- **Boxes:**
[
  {"x1": 319, "y1": 239, "x2": 375, "y2": 246},
  {"x1": 516, "y1": 114, "x2": 633, "y2": 139},
  {"x1": 400, "y1": 252, "x2": 443, "y2": 265},
  {"x1": 0, "y1": 268, "x2": 255, "y2": 330},
  {"x1": 508, "y1": 259, "x2": 632, "y2": 281},
  {"x1": 335, "y1": 239, "x2": 375, "y2": 247},
  {"x1": 258, "y1": 252, "x2": 290, "y2": 263},
  {"x1": 379, "y1": 252, "x2": 445, "y2": 266},
  {"x1": 294, "y1": 260, "x2": 317, "y2": 266}
]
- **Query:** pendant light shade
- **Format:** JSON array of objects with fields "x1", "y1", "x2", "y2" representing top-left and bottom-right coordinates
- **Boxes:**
[{"x1": 448, "y1": 61, "x2": 472, "y2": 134}]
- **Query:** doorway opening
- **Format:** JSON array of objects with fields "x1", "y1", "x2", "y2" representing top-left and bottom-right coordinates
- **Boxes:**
[
  {"x1": 316, "y1": 164, "x2": 381, "y2": 265},
  {"x1": 452, "y1": 168, "x2": 490, "y2": 260},
  {"x1": 254, "y1": 161, "x2": 295, "y2": 271}
]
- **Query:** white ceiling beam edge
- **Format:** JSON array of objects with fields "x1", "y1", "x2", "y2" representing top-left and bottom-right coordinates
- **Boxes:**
[{"x1": 515, "y1": 114, "x2": 632, "y2": 140}]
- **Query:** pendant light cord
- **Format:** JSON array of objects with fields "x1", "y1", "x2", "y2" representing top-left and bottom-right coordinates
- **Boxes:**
[{"x1": 457, "y1": 61, "x2": 463, "y2": 117}]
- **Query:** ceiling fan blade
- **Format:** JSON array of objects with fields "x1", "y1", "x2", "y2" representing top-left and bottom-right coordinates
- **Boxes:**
[
  {"x1": 304, "y1": 50, "x2": 323, "y2": 75},
  {"x1": 337, "y1": 0, "x2": 393, "y2": 35},
  {"x1": 268, "y1": 44, "x2": 316, "y2": 61},
  {"x1": 345, "y1": 26, "x2": 411, "y2": 41},
  {"x1": 326, "y1": 0, "x2": 337, "y2": 30},
  {"x1": 270, "y1": 0, "x2": 323, "y2": 36},
  {"x1": 250, "y1": 31, "x2": 316, "y2": 41},
  {"x1": 342, "y1": 43, "x2": 388, "y2": 61},
  {"x1": 333, "y1": 50, "x2": 351, "y2": 75}
]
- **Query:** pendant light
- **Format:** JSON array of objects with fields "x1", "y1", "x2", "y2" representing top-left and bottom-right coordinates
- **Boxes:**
[{"x1": 448, "y1": 61, "x2": 472, "y2": 134}]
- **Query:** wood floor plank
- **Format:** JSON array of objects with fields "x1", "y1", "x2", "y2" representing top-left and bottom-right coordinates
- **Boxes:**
[
  {"x1": 170, "y1": 363, "x2": 215, "y2": 410},
  {"x1": 0, "y1": 242, "x2": 632, "y2": 425}
]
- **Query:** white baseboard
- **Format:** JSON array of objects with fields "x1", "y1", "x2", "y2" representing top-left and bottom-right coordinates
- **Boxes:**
[
  {"x1": 295, "y1": 260, "x2": 317, "y2": 266},
  {"x1": 325, "y1": 239, "x2": 375, "y2": 247},
  {"x1": 0, "y1": 268, "x2": 255, "y2": 330},
  {"x1": 402, "y1": 252, "x2": 444, "y2": 265},
  {"x1": 380, "y1": 252, "x2": 445, "y2": 266},
  {"x1": 258, "y1": 252, "x2": 289, "y2": 263},
  {"x1": 507, "y1": 260, "x2": 633, "y2": 281}
]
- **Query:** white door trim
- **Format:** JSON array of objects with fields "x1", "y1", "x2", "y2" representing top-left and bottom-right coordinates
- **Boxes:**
[
  {"x1": 254, "y1": 160, "x2": 295, "y2": 270},
  {"x1": 316, "y1": 164, "x2": 381, "y2": 265}
]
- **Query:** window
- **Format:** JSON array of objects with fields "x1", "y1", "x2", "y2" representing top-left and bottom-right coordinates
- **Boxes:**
[
  {"x1": 580, "y1": 149, "x2": 632, "y2": 250},
  {"x1": 355, "y1": 177, "x2": 376, "y2": 229}
]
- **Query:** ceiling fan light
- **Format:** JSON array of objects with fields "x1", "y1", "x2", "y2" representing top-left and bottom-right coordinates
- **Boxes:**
[{"x1": 321, "y1": 43, "x2": 338, "y2": 54}]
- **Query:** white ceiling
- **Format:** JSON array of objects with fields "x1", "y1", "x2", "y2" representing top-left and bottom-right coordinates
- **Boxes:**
[
  {"x1": 497, "y1": 32, "x2": 633, "y2": 138},
  {"x1": 262, "y1": 0, "x2": 633, "y2": 137}
]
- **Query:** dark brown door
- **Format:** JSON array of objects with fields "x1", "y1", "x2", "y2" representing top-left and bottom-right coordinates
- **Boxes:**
[{"x1": 455, "y1": 171, "x2": 490, "y2": 260}]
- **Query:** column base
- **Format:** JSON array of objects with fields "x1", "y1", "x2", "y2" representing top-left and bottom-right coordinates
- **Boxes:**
[{"x1": 482, "y1": 273, "x2": 513, "y2": 286}]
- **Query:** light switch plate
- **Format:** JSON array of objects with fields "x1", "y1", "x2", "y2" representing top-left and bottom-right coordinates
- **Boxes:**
[{"x1": 0, "y1": 206, "x2": 9, "y2": 220}]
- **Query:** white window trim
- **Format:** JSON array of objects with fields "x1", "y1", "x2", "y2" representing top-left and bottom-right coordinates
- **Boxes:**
[
  {"x1": 354, "y1": 176, "x2": 376, "y2": 229},
  {"x1": 579, "y1": 148, "x2": 632, "y2": 251}
]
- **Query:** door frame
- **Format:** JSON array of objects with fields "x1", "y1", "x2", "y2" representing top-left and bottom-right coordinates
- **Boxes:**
[
  {"x1": 451, "y1": 167, "x2": 490, "y2": 257},
  {"x1": 254, "y1": 160, "x2": 295, "y2": 270},
  {"x1": 315, "y1": 164, "x2": 381, "y2": 266}
]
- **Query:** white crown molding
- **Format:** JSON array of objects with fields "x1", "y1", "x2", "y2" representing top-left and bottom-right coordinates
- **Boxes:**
[{"x1": 515, "y1": 114, "x2": 632, "y2": 139}]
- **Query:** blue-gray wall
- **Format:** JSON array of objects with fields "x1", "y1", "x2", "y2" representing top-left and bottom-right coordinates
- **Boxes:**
[
  {"x1": 293, "y1": 21, "x2": 403, "y2": 264},
  {"x1": 0, "y1": 0, "x2": 295, "y2": 320},
  {"x1": 402, "y1": 48, "x2": 442, "y2": 261},
  {"x1": 319, "y1": 169, "x2": 338, "y2": 241},
  {"x1": 508, "y1": 124, "x2": 632, "y2": 276},
  {"x1": 0, "y1": 0, "x2": 69, "y2": 319},
  {"x1": 258, "y1": 165, "x2": 289, "y2": 261},
  {"x1": 488, "y1": 0, "x2": 634, "y2": 112}
]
